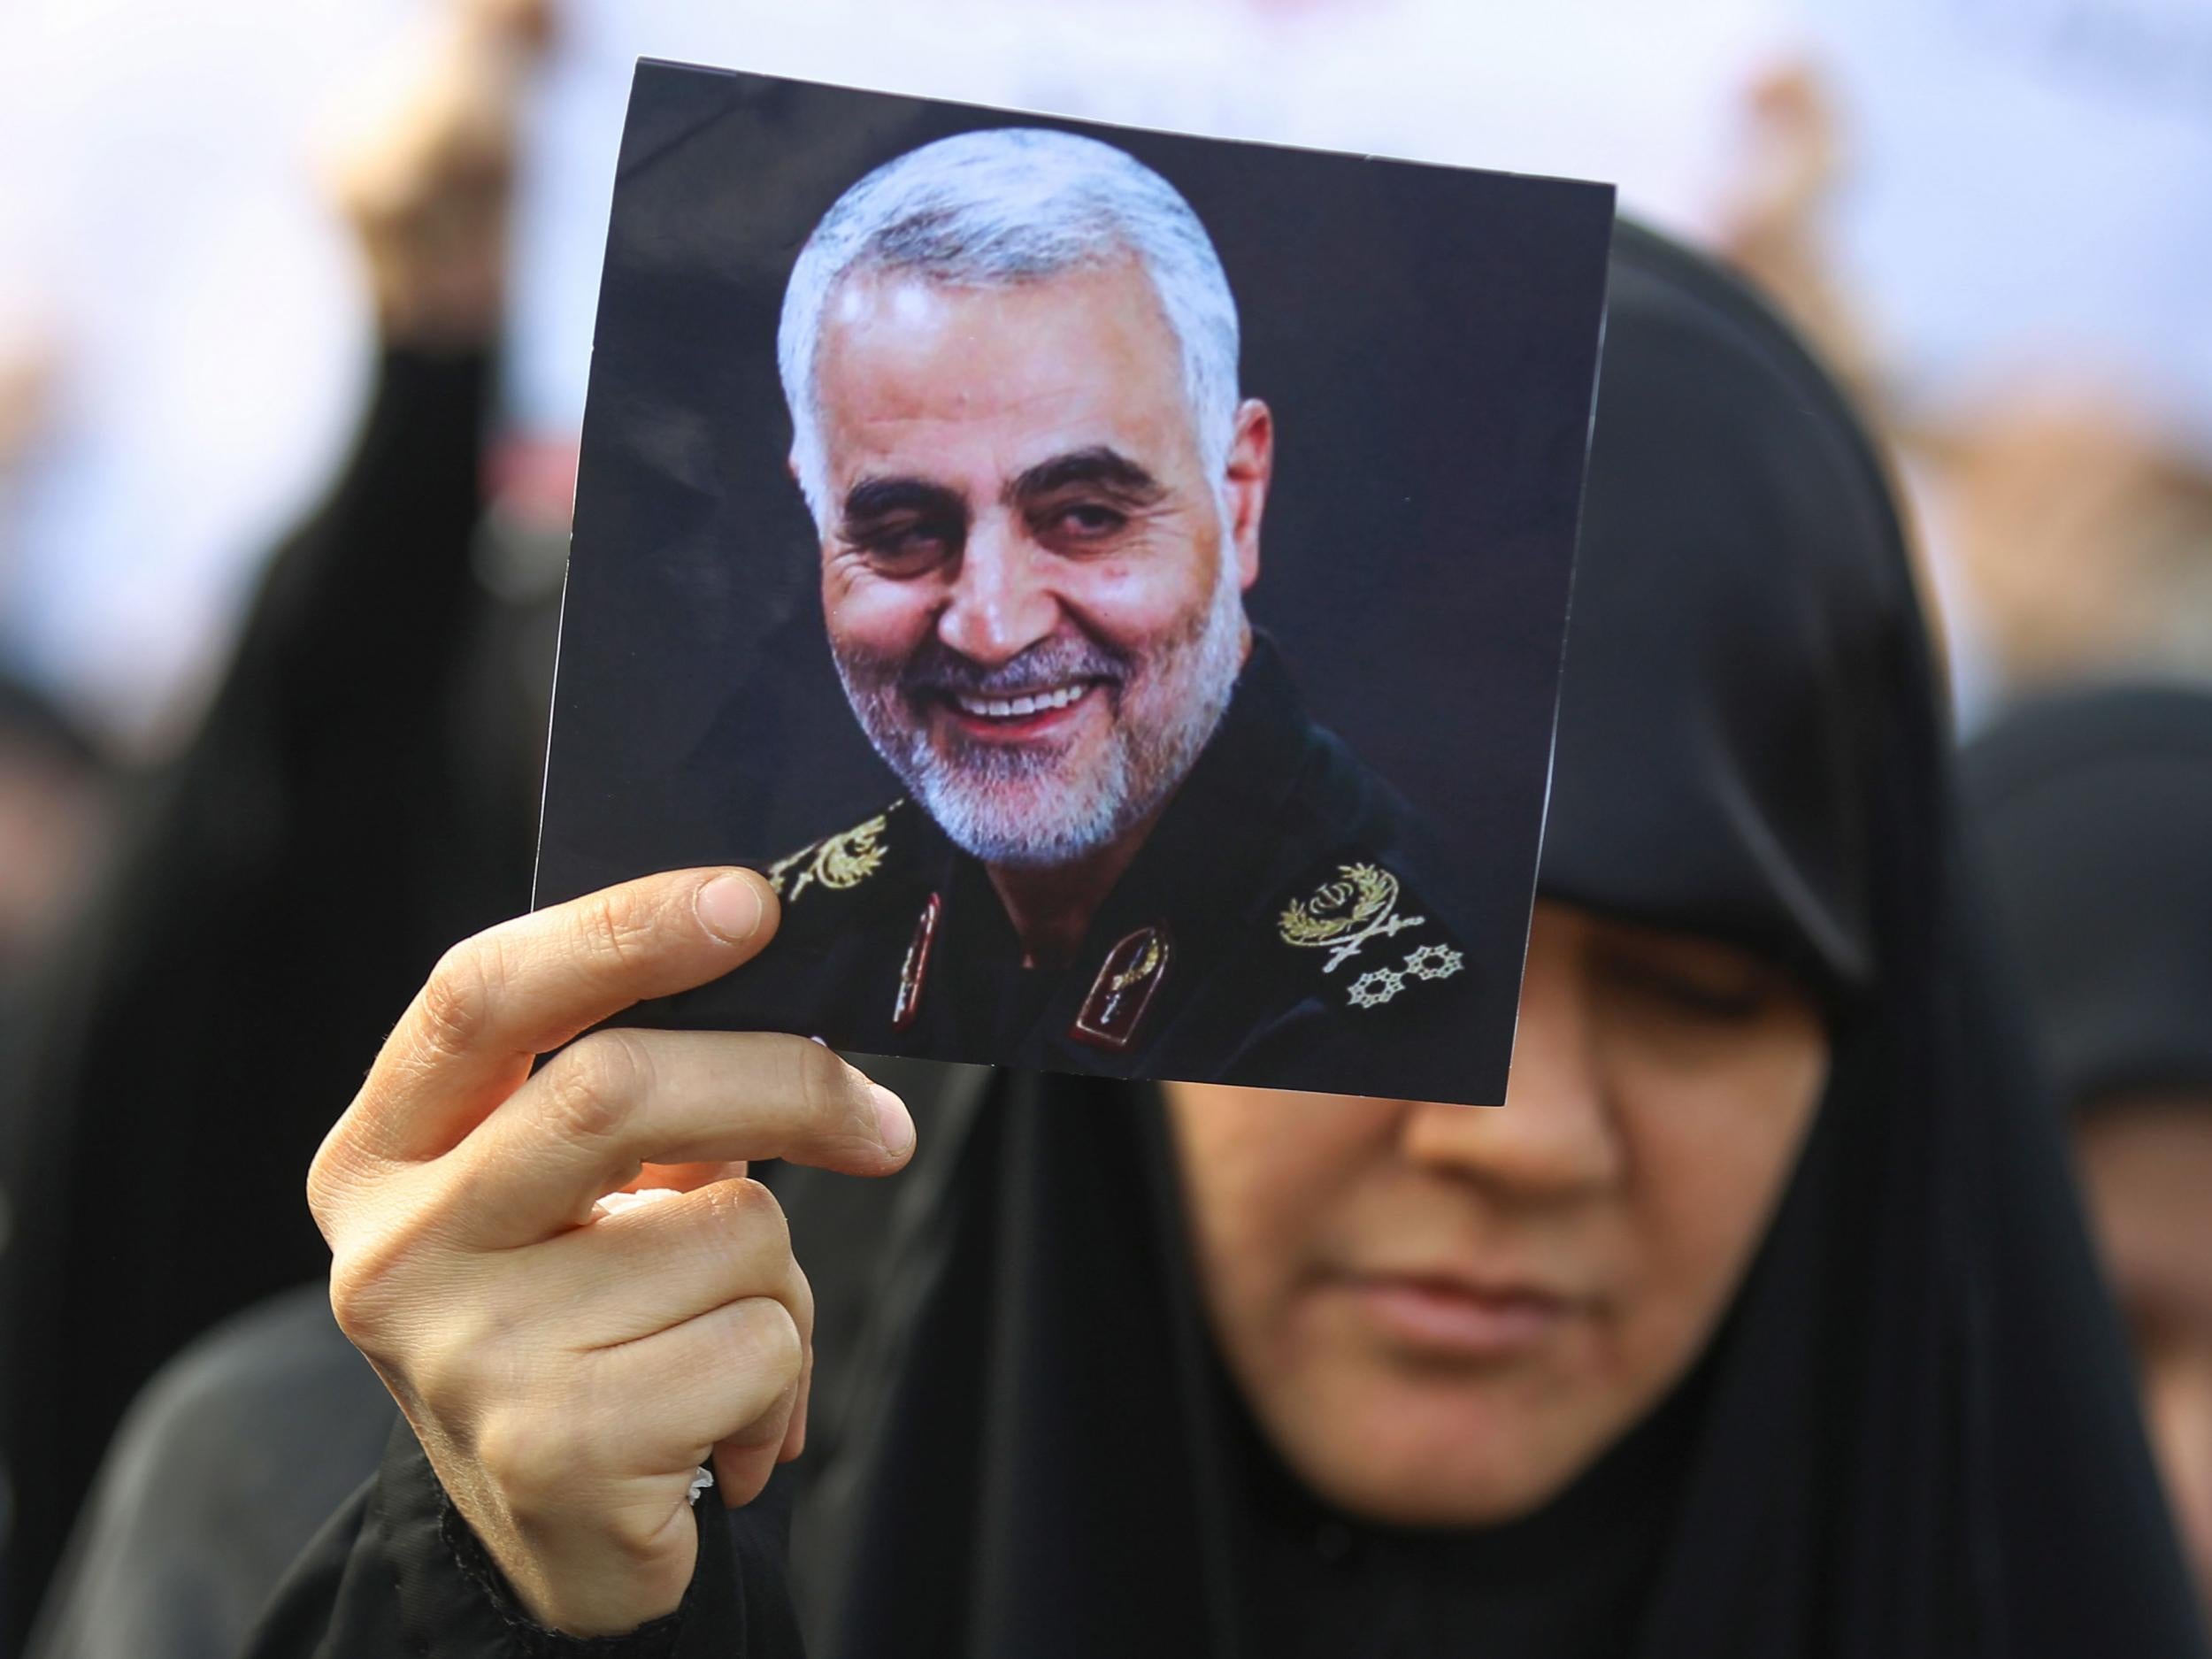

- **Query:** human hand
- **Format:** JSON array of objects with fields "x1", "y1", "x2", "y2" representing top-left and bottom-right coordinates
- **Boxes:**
[
  {"x1": 308, "y1": 867, "x2": 915, "y2": 1636},
  {"x1": 328, "y1": 0, "x2": 556, "y2": 346}
]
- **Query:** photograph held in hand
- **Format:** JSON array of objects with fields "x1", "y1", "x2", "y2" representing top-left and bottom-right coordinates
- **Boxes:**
[{"x1": 535, "y1": 64, "x2": 1613, "y2": 1104}]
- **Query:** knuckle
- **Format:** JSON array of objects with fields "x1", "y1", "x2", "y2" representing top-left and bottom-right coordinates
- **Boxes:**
[
  {"x1": 572, "y1": 889, "x2": 656, "y2": 976},
  {"x1": 792, "y1": 1039, "x2": 863, "y2": 1136},
  {"x1": 327, "y1": 1235, "x2": 411, "y2": 1352},
  {"x1": 475, "y1": 1408, "x2": 578, "y2": 1511},
  {"x1": 541, "y1": 1031, "x2": 650, "y2": 1146},
  {"x1": 406, "y1": 1328, "x2": 494, "y2": 1423},
  {"x1": 601, "y1": 1505, "x2": 680, "y2": 1567},
  {"x1": 787, "y1": 1259, "x2": 816, "y2": 1345},
  {"x1": 418, "y1": 941, "x2": 498, "y2": 1062},
  {"x1": 721, "y1": 1297, "x2": 804, "y2": 1390},
  {"x1": 304, "y1": 1148, "x2": 348, "y2": 1242},
  {"x1": 703, "y1": 1177, "x2": 789, "y2": 1256},
  {"x1": 587, "y1": 1481, "x2": 696, "y2": 1573},
  {"x1": 304, "y1": 1090, "x2": 375, "y2": 1239},
  {"x1": 305, "y1": 1113, "x2": 385, "y2": 1243}
]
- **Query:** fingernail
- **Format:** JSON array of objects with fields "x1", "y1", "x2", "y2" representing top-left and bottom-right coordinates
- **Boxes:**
[
  {"x1": 868, "y1": 1083, "x2": 915, "y2": 1157},
  {"x1": 697, "y1": 873, "x2": 764, "y2": 943}
]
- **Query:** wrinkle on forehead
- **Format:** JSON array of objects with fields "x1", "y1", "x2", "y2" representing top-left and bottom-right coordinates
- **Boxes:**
[{"x1": 813, "y1": 262, "x2": 1202, "y2": 492}]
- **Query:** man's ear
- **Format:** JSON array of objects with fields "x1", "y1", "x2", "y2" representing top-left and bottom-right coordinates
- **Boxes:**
[{"x1": 1225, "y1": 398, "x2": 1273, "y2": 591}]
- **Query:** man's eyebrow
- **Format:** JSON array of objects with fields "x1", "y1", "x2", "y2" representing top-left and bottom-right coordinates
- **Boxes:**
[
  {"x1": 840, "y1": 476, "x2": 967, "y2": 527},
  {"x1": 1005, "y1": 447, "x2": 1167, "y2": 506}
]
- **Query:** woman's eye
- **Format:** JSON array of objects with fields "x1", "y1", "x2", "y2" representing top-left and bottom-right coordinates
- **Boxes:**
[{"x1": 1598, "y1": 956, "x2": 1770, "y2": 1023}]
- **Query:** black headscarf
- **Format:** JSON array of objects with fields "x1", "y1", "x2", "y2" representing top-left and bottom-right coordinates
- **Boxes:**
[
  {"x1": 1962, "y1": 681, "x2": 2212, "y2": 1112},
  {"x1": 732, "y1": 220, "x2": 2212, "y2": 1657}
]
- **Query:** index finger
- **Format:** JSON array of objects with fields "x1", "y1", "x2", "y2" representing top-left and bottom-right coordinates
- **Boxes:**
[{"x1": 342, "y1": 868, "x2": 779, "y2": 1166}]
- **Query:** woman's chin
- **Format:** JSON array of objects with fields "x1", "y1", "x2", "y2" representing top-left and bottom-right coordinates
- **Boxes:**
[{"x1": 1264, "y1": 1375, "x2": 1595, "y2": 1529}]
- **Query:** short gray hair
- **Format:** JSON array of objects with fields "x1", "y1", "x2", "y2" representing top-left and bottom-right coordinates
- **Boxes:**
[{"x1": 777, "y1": 127, "x2": 1242, "y2": 527}]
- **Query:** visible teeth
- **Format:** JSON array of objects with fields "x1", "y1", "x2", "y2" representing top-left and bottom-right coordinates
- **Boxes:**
[{"x1": 955, "y1": 683, "x2": 1087, "y2": 719}]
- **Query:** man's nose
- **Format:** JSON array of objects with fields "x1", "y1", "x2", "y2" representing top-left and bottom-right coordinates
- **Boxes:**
[
  {"x1": 1396, "y1": 941, "x2": 1624, "y2": 1202},
  {"x1": 937, "y1": 515, "x2": 1058, "y2": 668}
]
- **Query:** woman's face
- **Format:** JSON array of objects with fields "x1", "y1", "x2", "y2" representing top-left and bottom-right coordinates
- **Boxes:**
[{"x1": 1164, "y1": 900, "x2": 1830, "y2": 1527}]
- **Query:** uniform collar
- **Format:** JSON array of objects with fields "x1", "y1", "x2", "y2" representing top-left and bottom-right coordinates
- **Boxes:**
[
  {"x1": 916, "y1": 631, "x2": 1318, "y2": 972},
  {"x1": 1085, "y1": 631, "x2": 1314, "y2": 940}
]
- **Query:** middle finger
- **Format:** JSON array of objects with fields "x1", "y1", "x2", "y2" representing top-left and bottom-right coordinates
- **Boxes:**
[
  {"x1": 482, "y1": 1177, "x2": 817, "y2": 1351},
  {"x1": 434, "y1": 1027, "x2": 907, "y2": 1249}
]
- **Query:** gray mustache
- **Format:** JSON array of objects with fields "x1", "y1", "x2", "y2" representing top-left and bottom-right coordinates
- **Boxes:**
[{"x1": 902, "y1": 638, "x2": 1127, "y2": 699}]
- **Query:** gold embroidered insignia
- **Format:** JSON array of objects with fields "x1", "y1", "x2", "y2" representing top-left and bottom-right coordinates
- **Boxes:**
[
  {"x1": 1071, "y1": 924, "x2": 1174, "y2": 1051},
  {"x1": 1277, "y1": 863, "x2": 1426, "y2": 972},
  {"x1": 766, "y1": 810, "x2": 890, "y2": 902}
]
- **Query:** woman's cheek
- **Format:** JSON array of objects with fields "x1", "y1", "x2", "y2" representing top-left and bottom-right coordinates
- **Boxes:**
[{"x1": 1614, "y1": 1053, "x2": 1824, "y2": 1377}]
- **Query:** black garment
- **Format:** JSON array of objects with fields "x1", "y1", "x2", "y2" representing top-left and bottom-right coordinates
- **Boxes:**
[
  {"x1": 672, "y1": 637, "x2": 1488, "y2": 1103},
  {"x1": 199, "y1": 222, "x2": 2212, "y2": 1656},
  {"x1": 22, "y1": 1286, "x2": 394, "y2": 1659},
  {"x1": 1225, "y1": 1326, "x2": 1710, "y2": 1659},
  {"x1": 236, "y1": 1415, "x2": 795, "y2": 1659},
  {"x1": 0, "y1": 666, "x2": 115, "y2": 1638},
  {"x1": 0, "y1": 347, "x2": 549, "y2": 1640},
  {"x1": 1962, "y1": 682, "x2": 2212, "y2": 1110}
]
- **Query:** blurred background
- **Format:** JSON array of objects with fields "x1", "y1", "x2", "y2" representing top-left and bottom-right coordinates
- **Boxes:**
[
  {"x1": 1, "y1": 0, "x2": 2208, "y2": 1642},
  {"x1": 6, "y1": 0, "x2": 2212, "y2": 764}
]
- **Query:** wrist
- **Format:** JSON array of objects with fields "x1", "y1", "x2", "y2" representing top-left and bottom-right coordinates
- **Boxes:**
[{"x1": 440, "y1": 1491, "x2": 694, "y2": 1657}]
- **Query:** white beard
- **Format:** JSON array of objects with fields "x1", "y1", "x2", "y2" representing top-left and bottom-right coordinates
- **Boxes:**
[{"x1": 838, "y1": 549, "x2": 1248, "y2": 869}]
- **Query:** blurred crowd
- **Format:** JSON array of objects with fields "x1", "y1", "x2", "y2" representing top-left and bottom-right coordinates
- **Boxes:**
[{"x1": 0, "y1": 0, "x2": 2208, "y2": 1653}]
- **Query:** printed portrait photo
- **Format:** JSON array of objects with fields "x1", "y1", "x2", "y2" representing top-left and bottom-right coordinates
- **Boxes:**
[{"x1": 535, "y1": 61, "x2": 1614, "y2": 1105}]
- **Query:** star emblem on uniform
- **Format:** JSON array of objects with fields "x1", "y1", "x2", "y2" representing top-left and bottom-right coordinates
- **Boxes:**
[
  {"x1": 1348, "y1": 964, "x2": 1407, "y2": 1009},
  {"x1": 1404, "y1": 942, "x2": 1465, "y2": 981}
]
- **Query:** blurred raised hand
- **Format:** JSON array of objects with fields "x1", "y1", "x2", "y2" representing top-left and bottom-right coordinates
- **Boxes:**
[{"x1": 329, "y1": 0, "x2": 557, "y2": 348}]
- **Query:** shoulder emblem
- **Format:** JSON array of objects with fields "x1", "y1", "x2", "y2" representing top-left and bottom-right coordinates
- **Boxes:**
[
  {"x1": 1277, "y1": 862, "x2": 1425, "y2": 972},
  {"x1": 1276, "y1": 859, "x2": 1465, "y2": 1010},
  {"x1": 765, "y1": 805, "x2": 896, "y2": 902}
]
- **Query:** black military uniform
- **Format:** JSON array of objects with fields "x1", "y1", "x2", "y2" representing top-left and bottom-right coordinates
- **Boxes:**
[{"x1": 664, "y1": 638, "x2": 1493, "y2": 1101}]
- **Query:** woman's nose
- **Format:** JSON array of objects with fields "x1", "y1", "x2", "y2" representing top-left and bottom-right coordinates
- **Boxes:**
[{"x1": 1397, "y1": 925, "x2": 1624, "y2": 1202}]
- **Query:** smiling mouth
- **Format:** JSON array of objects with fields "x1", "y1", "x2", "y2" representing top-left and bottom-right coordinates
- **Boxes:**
[{"x1": 950, "y1": 682, "x2": 1091, "y2": 719}]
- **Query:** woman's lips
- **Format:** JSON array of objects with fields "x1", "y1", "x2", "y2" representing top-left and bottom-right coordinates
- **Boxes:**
[{"x1": 1334, "y1": 1271, "x2": 1575, "y2": 1359}]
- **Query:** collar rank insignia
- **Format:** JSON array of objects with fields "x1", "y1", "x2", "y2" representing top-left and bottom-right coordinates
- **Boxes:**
[
  {"x1": 891, "y1": 893, "x2": 941, "y2": 1033},
  {"x1": 1347, "y1": 941, "x2": 1466, "y2": 1010},
  {"x1": 1071, "y1": 924, "x2": 1174, "y2": 1051},
  {"x1": 765, "y1": 807, "x2": 892, "y2": 902},
  {"x1": 1278, "y1": 862, "x2": 1426, "y2": 972}
]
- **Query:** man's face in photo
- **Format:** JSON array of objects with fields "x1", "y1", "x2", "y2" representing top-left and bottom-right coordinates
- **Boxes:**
[{"x1": 810, "y1": 256, "x2": 1269, "y2": 869}]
